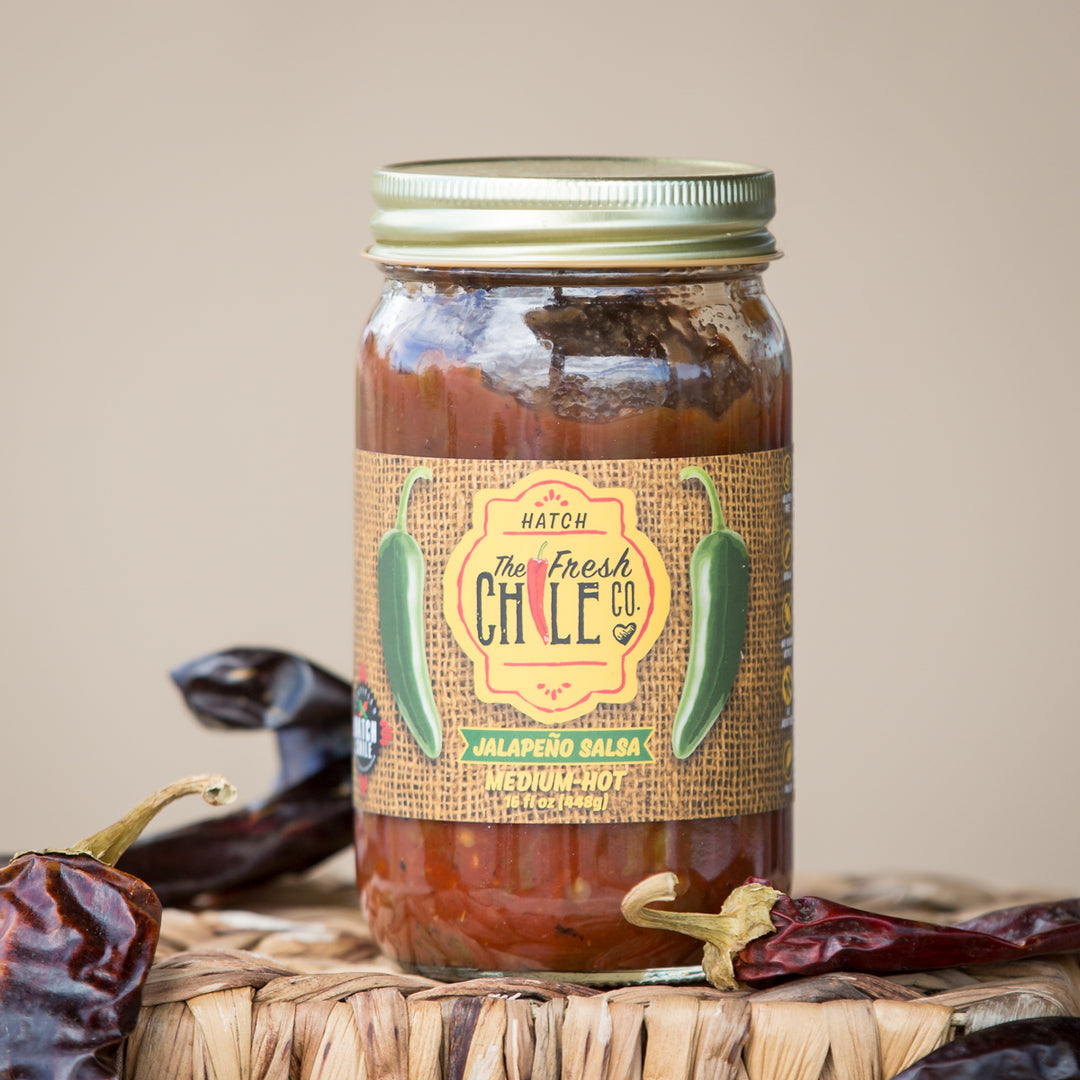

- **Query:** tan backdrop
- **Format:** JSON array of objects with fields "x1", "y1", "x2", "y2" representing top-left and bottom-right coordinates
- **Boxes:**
[{"x1": 1, "y1": 0, "x2": 1077, "y2": 892}]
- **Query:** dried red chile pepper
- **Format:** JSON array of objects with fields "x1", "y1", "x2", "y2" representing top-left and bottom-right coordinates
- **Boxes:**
[
  {"x1": 623, "y1": 874, "x2": 1080, "y2": 990},
  {"x1": 892, "y1": 1016, "x2": 1080, "y2": 1080},
  {"x1": 736, "y1": 889, "x2": 1080, "y2": 987},
  {"x1": 116, "y1": 648, "x2": 354, "y2": 906},
  {"x1": 0, "y1": 775, "x2": 234, "y2": 1080}
]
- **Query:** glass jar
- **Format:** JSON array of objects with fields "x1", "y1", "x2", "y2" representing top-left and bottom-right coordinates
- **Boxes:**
[{"x1": 353, "y1": 158, "x2": 793, "y2": 983}]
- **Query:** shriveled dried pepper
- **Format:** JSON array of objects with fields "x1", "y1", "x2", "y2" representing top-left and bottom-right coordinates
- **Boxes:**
[
  {"x1": 671, "y1": 465, "x2": 749, "y2": 759},
  {"x1": 116, "y1": 647, "x2": 354, "y2": 905},
  {"x1": 623, "y1": 873, "x2": 1080, "y2": 990},
  {"x1": 0, "y1": 775, "x2": 235, "y2": 1079},
  {"x1": 117, "y1": 762, "x2": 349, "y2": 907},
  {"x1": 527, "y1": 542, "x2": 550, "y2": 644},
  {"x1": 378, "y1": 465, "x2": 442, "y2": 758},
  {"x1": 893, "y1": 1016, "x2": 1080, "y2": 1080}
]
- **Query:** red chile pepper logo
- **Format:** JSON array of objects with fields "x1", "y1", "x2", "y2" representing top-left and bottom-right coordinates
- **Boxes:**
[
  {"x1": 527, "y1": 542, "x2": 551, "y2": 645},
  {"x1": 443, "y1": 470, "x2": 671, "y2": 723}
]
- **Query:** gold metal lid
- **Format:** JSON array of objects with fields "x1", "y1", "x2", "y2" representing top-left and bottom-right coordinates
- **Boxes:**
[{"x1": 368, "y1": 157, "x2": 778, "y2": 267}]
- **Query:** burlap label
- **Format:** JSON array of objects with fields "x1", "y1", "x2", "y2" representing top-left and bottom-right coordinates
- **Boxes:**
[{"x1": 354, "y1": 449, "x2": 794, "y2": 824}]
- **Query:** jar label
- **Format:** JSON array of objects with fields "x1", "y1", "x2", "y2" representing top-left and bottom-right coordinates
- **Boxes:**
[
  {"x1": 354, "y1": 449, "x2": 793, "y2": 824},
  {"x1": 443, "y1": 469, "x2": 671, "y2": 724}
]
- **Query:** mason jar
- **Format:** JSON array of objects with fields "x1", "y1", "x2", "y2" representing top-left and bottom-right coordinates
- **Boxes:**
[{"x1": 353, "y1": 158, "x2": 793, "y2": 983}]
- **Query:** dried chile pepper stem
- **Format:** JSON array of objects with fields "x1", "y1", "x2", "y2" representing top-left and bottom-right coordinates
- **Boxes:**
[
  {"x1": 621, "y1": 872, "x2": 780, "y2": 990},
  {"x1": 13, "y1": 774, "x2": 239, "y2": 867},
  {"x1": 378, "y1": 465, "x2": 442, "y2": 758},
  {"x1": 527, "y1": 541, "x2": 550, "y2": 644},
  {"x1": 71, "y1": 774, "x2": 237, "y2": 865},
  {"x1": 671, "y1": 465, "x2": 750, "y2": 759}
]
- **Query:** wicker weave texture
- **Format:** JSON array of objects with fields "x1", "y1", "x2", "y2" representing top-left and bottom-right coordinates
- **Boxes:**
[{"x1": 120, "y1": 951, "x2": 1080, "y2": 1080}]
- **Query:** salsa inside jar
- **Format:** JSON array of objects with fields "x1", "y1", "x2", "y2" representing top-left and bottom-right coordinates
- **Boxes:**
[{"x1": 355, "y1": 265, "x2": 791, "y2": 979}]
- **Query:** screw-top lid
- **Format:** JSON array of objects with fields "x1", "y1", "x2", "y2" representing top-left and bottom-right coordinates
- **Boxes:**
[{"x1": 368, "y1": 157, "x2": 778, "y2": 267}]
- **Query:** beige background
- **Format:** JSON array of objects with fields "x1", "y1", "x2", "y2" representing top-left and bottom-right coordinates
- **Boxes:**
[{"x1": 2, "y1": 2, "x2": 1077, "y2": 891}]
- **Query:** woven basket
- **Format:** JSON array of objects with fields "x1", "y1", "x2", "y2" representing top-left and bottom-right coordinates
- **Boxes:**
[{"x1": 119, "y1": 874, "x2": 1080, "y2": 1080}]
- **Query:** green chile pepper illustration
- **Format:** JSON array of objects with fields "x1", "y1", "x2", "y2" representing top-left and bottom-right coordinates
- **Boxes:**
[
  {"x1": 671, "y1": 465, "x2": 750, "y2": 759},
  {"x1": 377, "y1": 465, "x2": 442, "y2": 758}
]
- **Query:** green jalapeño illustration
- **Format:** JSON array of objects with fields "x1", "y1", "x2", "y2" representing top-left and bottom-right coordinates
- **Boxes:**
[
  {"x1": 378, "y1": 465, "x2": 442, "y2": 758},
  {"x1": 671, "y1": 466, "x2": 749, "y2": 759}
]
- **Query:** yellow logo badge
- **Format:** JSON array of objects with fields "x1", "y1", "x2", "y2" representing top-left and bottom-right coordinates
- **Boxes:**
[{"x1": 443, "y1": 470, "x2": 671, "y2": 723}]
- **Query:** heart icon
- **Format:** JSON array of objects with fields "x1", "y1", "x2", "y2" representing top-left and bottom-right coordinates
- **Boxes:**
[{"x1": 613, "y1": 622, "x2": 637, "y2": 646}]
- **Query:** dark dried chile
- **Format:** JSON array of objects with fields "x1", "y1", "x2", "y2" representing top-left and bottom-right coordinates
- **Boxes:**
[
  {"x1": 115, "y1": 647, "x2": 355, "y2": 906},
  {"x1": 892, "y1": 1016, "x2": 1080, "y2": 1080},
  {"x1": 0, "y1": 775, "x2": 234, "y2": 1080},
  {"x1": 623, "y1": 874, "x2": 1080, "y2": 991},
  {"x1": 735, "y1": 887, "x2": 1080, "y2": 987}
]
